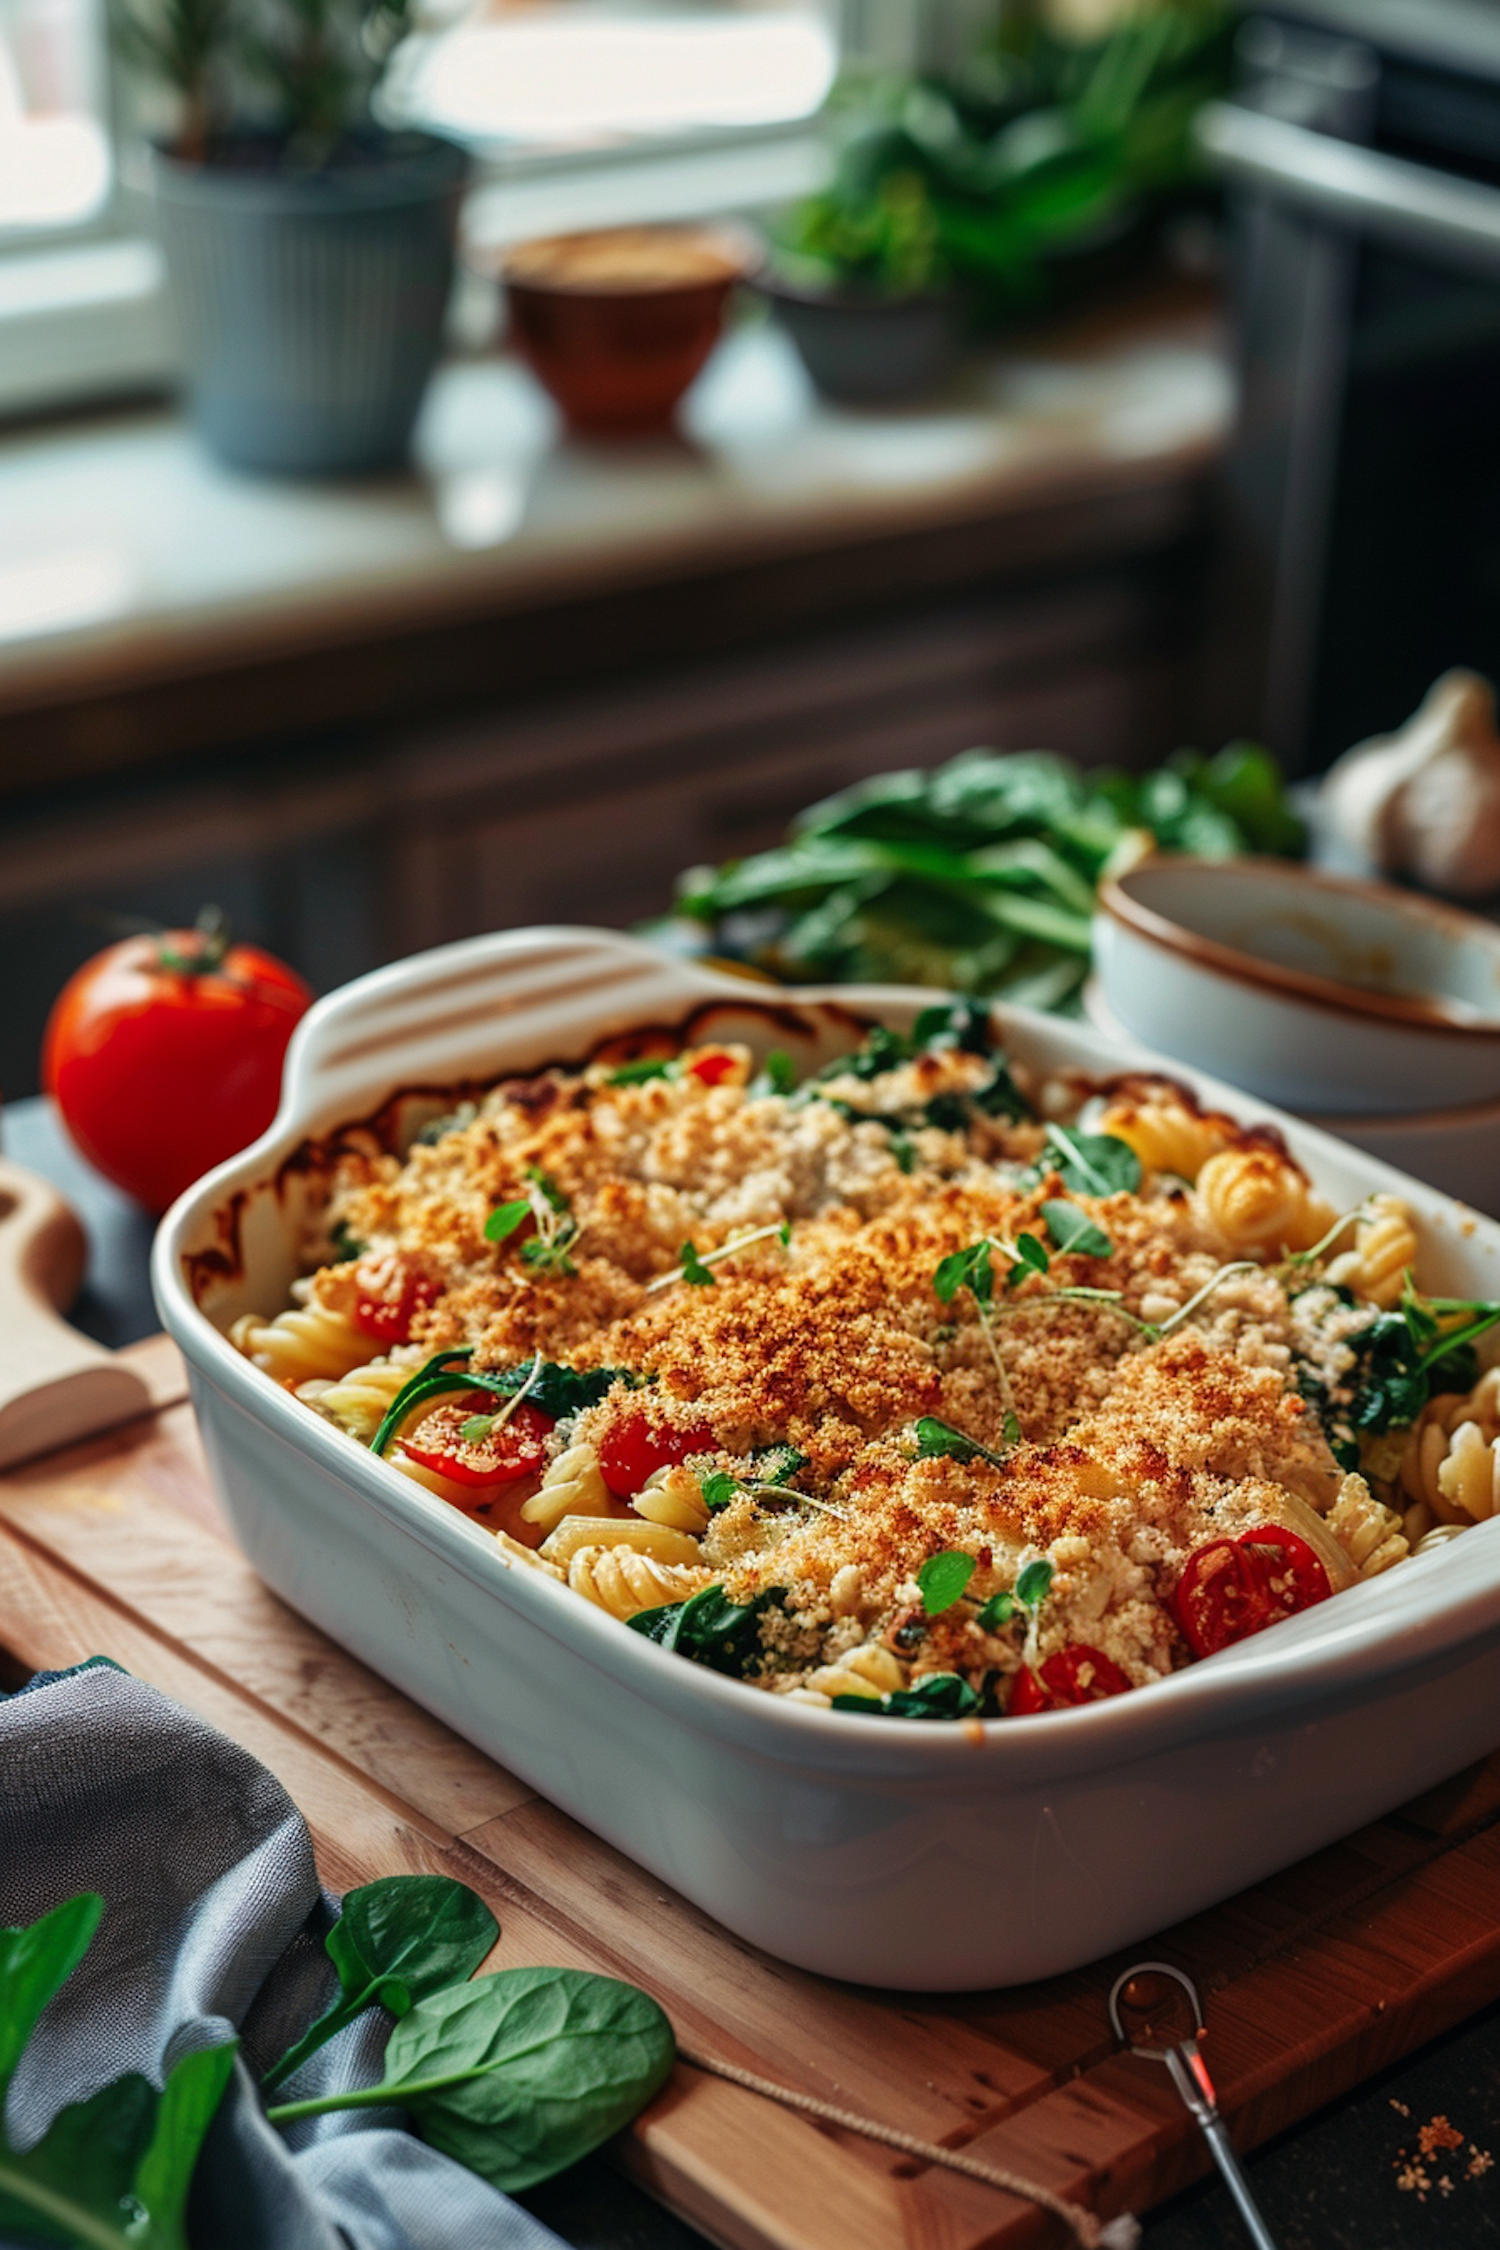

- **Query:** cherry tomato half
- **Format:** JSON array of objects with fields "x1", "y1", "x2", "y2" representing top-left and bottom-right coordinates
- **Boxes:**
[
  {"x1": 400, "y1": 1400, "x2": 553, "y2": 1489},
  {"x1": 599, "y1": 1411, "x2": 716, "y2": 1498},
  {"x1": 1173, "y1": 1527, "x2": 1331, "y2": 1660},
  {"x1": 352, "y1": 1260, "x2": 442, "y2": 1347},
  {"x1": 686, "y1": 1051, "x2": 737, "y2": 1087},
  {"x1": 1009, "y1": 1645, "x2": 1132, "y2": 1715},
  {"x1": 42, "y1": 914, "x2": 312, "y2": 1214}
]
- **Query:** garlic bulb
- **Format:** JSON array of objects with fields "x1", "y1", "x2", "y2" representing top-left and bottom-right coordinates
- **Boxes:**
[{"x1": 1319, "y1": 670, "x2": 1500, "y2": 898}]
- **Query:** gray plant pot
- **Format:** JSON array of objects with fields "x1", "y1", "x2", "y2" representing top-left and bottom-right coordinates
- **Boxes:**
[
  {"x1": 756, "y1": 276, "x2": 959, "y2": 405},
  {"x1": 152, "y1": 133, "x2": 467, "y2": 476}
]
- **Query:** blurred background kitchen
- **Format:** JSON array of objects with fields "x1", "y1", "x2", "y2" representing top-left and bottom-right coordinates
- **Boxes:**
[{"x1": 2, "y1": 0, "x2": 1499, "y2": 1103}]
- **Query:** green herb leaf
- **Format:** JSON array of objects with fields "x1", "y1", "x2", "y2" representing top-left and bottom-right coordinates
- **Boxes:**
[
  {"x1": 1012, "y1": 1233, "x2": 1050, "y2": 1279},
  {"x1": 913, "y1": 1415, "x2": 1015, "y2": 1469},
  {"x1": 519, "y1": 1236, "x2": 578, "y2": 1278},
  {"x1": 609, "y1": 1058, "x2": 677, "y2": 1085},
  {"x1": 1016, "y1": 1558, "x2": 1055, "y2": 1610},
  {"x1": 976, "y1": 1592, "x2": 1015, "y2": 1631},
  {"x1": 833, "y1": 1673, "x2": 982, "y2": 1721},
  {"x1": 267, "y1": 1967, "x2": 675, "y2": 2195},
  {"x1": 778, "y1": 1220, "x2": 793, "y2": 1247},
  {"x1": 1044, "y1": 1126, "x2": 1142, "y2": 1198},
  {"x1": 752, "y1": 1444, "x2": 808, "y2": 1488},
  {"x1": 1041, "y1": 1201, "x2": 1114, "y2": 1259},
  {"x1": 917, "y1": 1550, "x2": 976, "y2": 1616},
  {"x1": 627, "y1": 1585, "x2": 788, "y2": 1678},
  {"x1": 679, "y1": 1241, "x2": 716, "y2": 1287},
  {"x1": 484, "y1": 1200, "x2": 532, "y2": 1245},
  {"x1": 525, "y1": 1167, "x2": 569, "y2": 1213},
  {"x1": 758, "y1": 1050, "x2": 800, "y2": 1096},
  {"x1": 370, "y1": 1352, "x2": 630, "y2": 1457},
  {"x1": 328, "y1": 1220, "x2": 367, "y2": 1262},
  {"x1": 700, "y1": 1472, "x2": 739, "y2": 1512},
  {"x1": 933, "y1": 1240, "x2": 994, "y2": 1308},
  {"x1": 262, "y1": 1875, "x2": 499, "y2": 2094},
  {"x1": 460, "y1": 1415, "x2": 495, "y2": 1444}
]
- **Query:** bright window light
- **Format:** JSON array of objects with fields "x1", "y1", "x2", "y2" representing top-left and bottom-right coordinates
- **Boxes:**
[
  {"x1": 0, "y1": 0, "x2": 111, "y2": 230},
  {"x1": 399, "y1": 6, "x2": 837, "y2": 149}
]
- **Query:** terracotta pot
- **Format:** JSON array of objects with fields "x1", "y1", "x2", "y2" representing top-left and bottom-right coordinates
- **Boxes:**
[{"x1": 496, "y1": 226, "x2": 749, "y2": 435}]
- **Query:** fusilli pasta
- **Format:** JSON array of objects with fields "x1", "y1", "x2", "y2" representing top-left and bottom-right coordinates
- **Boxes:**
[
  {"x1": 1195, "y1": 1146, "x2": 1336, "y2": 1257},
  {"x1": 567, "y1": 1548, "x2": 712, "y2": 1619},
  {"x1": 1325, "y1": 1194, "x2": 1419, "y2": 1309},
  {"x1": 230, "y1": 1301, "x2": 370, "y2": 1383},
  {"x1": 520, "y1": 1441, "x2": 615, "y2": 1534},
  {"x1": 1099, "y1": 1093, "x2": 1231, "y2": 1184}
]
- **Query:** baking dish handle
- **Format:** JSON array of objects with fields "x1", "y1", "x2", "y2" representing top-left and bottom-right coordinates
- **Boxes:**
[{"x1": 277, "y1": 926, "x2": 733, "y2": 1131}]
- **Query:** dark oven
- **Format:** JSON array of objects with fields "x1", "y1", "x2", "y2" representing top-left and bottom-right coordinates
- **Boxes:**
[{"x1": 1205, "y1": 0, "x2": 1500, "y2": 774}]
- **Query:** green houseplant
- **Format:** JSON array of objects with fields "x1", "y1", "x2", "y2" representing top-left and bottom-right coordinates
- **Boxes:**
[
  {"x1": 760, "y1": 0, "x2": 1228, "y2": 402},
  {"x1": 115, "y1": 0, "x2": 466, "y2": 472}
]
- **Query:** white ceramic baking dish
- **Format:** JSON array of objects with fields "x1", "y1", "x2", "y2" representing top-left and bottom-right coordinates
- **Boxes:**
[{"x1": 153, "y1": 927, "x2": 1500, "y2": 1990}]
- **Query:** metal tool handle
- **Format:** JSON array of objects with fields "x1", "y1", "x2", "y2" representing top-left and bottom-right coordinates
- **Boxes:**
[{"x1": 1200, "y1": 2114, "x2": 1280, "y2": 2250}]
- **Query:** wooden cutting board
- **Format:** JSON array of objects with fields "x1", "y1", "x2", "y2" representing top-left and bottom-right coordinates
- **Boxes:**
[{"x1": 6, "y1": 1344, "x2": 1500, "y2": 2248}]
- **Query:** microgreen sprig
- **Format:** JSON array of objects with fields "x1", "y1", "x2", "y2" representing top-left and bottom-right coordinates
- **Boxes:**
[
  {"x1": 485, "y1": 1168, "x2": 582, "y2": 1278},
  {"x1": 913, "y1": 1413, "x2": 1019, "y2": 1468},
  {"x1": 977, "y1": 1556, "x2": 1054, "y2": 1638},
  {"x1": 645, "y1": 1221, "x2": 792, "y2": 1295}
]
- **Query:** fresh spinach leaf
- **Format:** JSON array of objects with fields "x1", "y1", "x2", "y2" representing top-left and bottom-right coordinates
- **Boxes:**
[
  {"x1": 262, "y1": 1876, "x2": 498, "y2": 2094},
  {"x1": 917, "y1": 1551, "x2": 976, "y2": 1616},
  {"x1": 1041, "y1": 1202, "x2": 1114, "y2": 1259},
  {"x1": 832, "y1": 1673, "x2": 982, "y2": 1721},
  {"x1": 1043, "y1": 1125, "x2": 1142, "y2": 1198},
  {"x1": 372, "y1": 1353, "x2": 632, "y2": 1455},
  {"x1": 267, "y1": 1967, "x2": 674, "y2": 2195},
  {"x1": 131, "y1": 2044, "x2": 239, "y2": 2250},
  {"x1": 700, "y1": 1473, "x2": 739, "y2": 1512},
  {"x1": 0, "y1": 1897, "x2": 235, "y2": 2250},
  {"x1": 627, "y1": 1585, "x2": 788, "y2": 1679},
  {"x1": 911, "y1": 999, "x2": 991, "y2": 1054}
]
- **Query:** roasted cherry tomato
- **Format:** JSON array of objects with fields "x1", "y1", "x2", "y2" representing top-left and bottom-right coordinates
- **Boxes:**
[
  {"x1": 400, "y1": 1400, "x2": 553, "y2": 1489},
  {"x1": 351, "y1": 1259, "x2": 442, "y2": 1346},
  {"x1": 1009, "y1": 1645, "x2": 1132, "y2": 1715},
  {"x1": 598, "y1": 1411, "x2": 716, "y2": 1498},
  {"x1": 42, "y1": 910, "x2": 312, "y2": 1214},
  {"x1": 686, "y1": 1050, "x2": 737, "y2": 1087},
  {"x1": 1173, "y1": 1527, "x2": 1331, "y2": 1660}
]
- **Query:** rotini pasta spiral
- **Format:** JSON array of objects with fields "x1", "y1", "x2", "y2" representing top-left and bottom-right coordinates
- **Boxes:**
[
  {"x1": 539, "y1": 1515, "x2": 704, "y2": 1568},
  {"x1": 634, "y1": 1465, "x2": 710, "y2": 1533},
  {"x1": 520, "y1": 1441, "x2": 615, "y2": 1534},
  {"x1": 299, "y1": 1357, "x2": 410, "y2": 1440},
  {"x1": 1326, "y1": 1474, "x2": 1408, "y2": 1576},
  {"x1": 804, "y1": 1644, "x2": 908, "y2": 1702},
  {"x1": 567, "y1": 1547, "x2": 712, "y2": 1619},
  {"x1": 1195, "y1": 1146, "x2": 1336, "y2": 1258},
  {"x1": 1098, "y1": 1094, "x2": 1231, "y2": 1184},
  {"x1": 1324, "y1": 1194, "x2": 1419, "y2": 1309},
  {"x1": 1399, "y1": 1374, "x2": 1500, "y2": 1530},
  {"x1": 229, "y1": 1301, "x2": 370, "y2": 1383}
]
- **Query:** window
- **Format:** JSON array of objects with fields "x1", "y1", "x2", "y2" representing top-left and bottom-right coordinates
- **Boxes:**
[{"x1": 0, "y1": 0, "x2": 927, "y2": 418}]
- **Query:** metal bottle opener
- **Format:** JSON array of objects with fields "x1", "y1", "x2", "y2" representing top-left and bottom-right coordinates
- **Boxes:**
[{"x1": 1108, "y1": 1961, "x2": 1280, "y2": 2250}]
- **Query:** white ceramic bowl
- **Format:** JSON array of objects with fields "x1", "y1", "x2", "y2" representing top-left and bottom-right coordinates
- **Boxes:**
[
  {"x1": 153, "y1": 928, "x2": 1500, "y2": 1990},
  {"x1": 1096, "y1": 857, "x2": 1500, "y2": 1115}
]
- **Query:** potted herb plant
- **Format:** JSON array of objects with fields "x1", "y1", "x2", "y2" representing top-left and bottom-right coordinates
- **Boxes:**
[
  {"x1": 114, "y1": 0, "x2": 466, "y2": 473},
  {"x1": 761, "y1": 0, "x2": 1229, "y2": 406}
]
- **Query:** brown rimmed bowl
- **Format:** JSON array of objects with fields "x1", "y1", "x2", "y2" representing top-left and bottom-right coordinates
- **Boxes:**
[
  {"x1": 489, "y1": 223, "x2": 752, "y2": 436},
  {"x1": 1095, "y1": 857, "x2": 1500, "y2": 1116}
]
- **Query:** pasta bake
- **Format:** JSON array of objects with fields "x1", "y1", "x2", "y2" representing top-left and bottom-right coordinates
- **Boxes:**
[{"x1": 232, "y1": 1007, "x2": 1500, "y2": 1719}]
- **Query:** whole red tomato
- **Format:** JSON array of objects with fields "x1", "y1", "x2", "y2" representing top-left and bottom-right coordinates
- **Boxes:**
[{"x1": 42, "y1": 912, "x2": 313, "y2": 1213}]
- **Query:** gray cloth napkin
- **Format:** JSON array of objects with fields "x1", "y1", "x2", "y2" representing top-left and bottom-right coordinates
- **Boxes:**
[{"x1": 0, "y1": 1659, "x2": 568, "y2": 2250}]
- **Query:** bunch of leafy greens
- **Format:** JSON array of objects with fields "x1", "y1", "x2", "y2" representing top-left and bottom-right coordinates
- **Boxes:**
[
  {"x1": 772, "y1": 0, "x2": 1230, "y2": 306},
  {"x1": 1, "y1": 1873, "x2": 675, "y2": 2247},
  {"x1": 1302, "y1": 1281, "x2": 1500, "y2": 1470},
  {"x1": 664, "y1": 743, "x2": 1303, "y2": 1013}
]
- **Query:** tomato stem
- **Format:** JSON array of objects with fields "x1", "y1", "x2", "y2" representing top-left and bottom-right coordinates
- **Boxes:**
[{"x1": 156, "y1": 905, "x2": 232, "y2": 977}]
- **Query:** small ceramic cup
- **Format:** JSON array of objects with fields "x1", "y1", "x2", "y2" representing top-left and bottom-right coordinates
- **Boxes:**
[
  {"x1": 493, "y1": 224, "x2": 751, "y2": 435},
  {"x1": 1094, "y1": 857, "x2": 1500, "y2": 1115}
]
